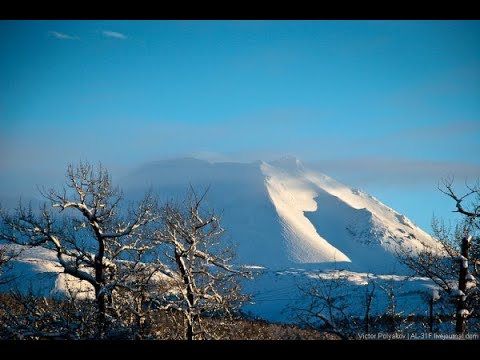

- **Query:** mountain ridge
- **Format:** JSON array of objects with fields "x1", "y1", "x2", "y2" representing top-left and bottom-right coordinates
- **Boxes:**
[{"x1": 120, "y1": 156, "x2": 438, "y2": 272}]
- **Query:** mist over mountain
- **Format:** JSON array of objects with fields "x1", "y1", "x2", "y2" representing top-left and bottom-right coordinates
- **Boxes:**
[{"x1": 120, "y1": 156, "x2": 438, "y2": 273}]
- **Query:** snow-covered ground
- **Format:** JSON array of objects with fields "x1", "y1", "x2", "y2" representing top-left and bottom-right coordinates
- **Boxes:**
[
  {"x1": 0, "y1": 157, "x2": 443, "y2": 322},
  {"x1": 242, "y1": 268, "x2": 437, "y2": 323},
  {"x1": 0, "y1": 245, "x2": 438, "y2": 323},
  {"x1": 0, "y1": 244, "x2": 93, "y2": 299}
]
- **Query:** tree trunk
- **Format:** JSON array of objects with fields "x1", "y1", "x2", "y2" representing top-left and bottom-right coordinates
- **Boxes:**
[
  {"x1": 95, "y1": 286, "x2": 107, "y2": 337},
  {"x1": 429, "y1": 296, "x2": 434, "y2": 333},
  {"x1": 186, "y1": 319, "x2": 193, "y2": 341},
  {"x1": 389, "y1": 288, "x2": 396, "y2": 333},
  {"x1": 364, "y1": 310, "x2": 370, "y2": 334},
  {"x1": 363, "y1": 281, "x2": 375, "y2": 334},
  {"x1": 455, "y1": 235, "x2": 470, "y2": 334},
  {"x1": 95, "y1": 251, "x2": 107, "y2": 336},
  {"x1": 186, "y1": 289, "x2": 195, "y2": 340}
]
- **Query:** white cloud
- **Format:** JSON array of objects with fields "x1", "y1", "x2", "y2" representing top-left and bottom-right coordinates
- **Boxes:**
[
  {"x1": 102, "y1": 30, "x2": 127, "y2": 40},
  {"x1": 49, "y1": 31, "x2": 78, "y2": 40}
]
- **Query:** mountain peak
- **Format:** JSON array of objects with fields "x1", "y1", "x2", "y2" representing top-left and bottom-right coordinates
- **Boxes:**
[{"x1": 269, "y1": 156, "x2": 303, "y2": 171}]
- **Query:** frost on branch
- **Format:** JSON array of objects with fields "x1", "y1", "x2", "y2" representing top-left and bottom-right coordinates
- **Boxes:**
[
  {"x1": 457, "y1": 256, "x2": 468, "y2": 269},
  {"x1": 398, "y1": 176, "x2": 480, "y2": 335},
  {"x1": 466, "y1": 273, "x2": 476, "y2": 282},
  {"x1": 149, "y1": 188, "x2": 251, "y2": 340},
  {"x1": 0, "y1": 161, "x2": 161, "y2": 338},
  {"x1": 458, "y1": 309, "x2": 470, "y2": 318}
]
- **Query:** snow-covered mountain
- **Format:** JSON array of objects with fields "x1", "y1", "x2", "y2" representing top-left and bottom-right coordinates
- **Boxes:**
[
  {"x1": 0, "y1": 157, "x2": 441, "y2": 322},
  {"x1": 121, "y1": 156, "x2": 438, "y2": 273}
]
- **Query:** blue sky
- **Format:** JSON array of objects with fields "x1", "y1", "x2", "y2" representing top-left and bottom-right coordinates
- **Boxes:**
[{"x1": 1, "y1": 20, "x2": 479, "y2": 232}]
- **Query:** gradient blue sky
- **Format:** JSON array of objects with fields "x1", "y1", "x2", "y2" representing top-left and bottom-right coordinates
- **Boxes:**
[{"x1": 1, "y1": 20, "x2": 479, "y2": 232}]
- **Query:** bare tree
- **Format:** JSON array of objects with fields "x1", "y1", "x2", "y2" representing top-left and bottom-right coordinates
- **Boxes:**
[
  {"x1": 0, "y1": 162, "x2": 160, "y2": 337},
  {"x1": 0, "y1": 245, "x2": 17, "y2": 286},
  {"x1": 422, "y1": 289, "x2": 440, "y2": 334},
  {"x1": 399, "y1": 177, "x2": 480, "y2": 334},
  {"x1": 0, "y1": 248, "x2": 8, "y2": 273},
  {"x1": 377, "y1": 279, "x2": 404, "y2": 334},
  {"x1": 293, "y1": 271, "x2": 358, "y2": 340},
  {"x1": 363, "y1": 274, "x2": 376, "y2": 334},
  {"x1": 0, "y1": 290, "x2": 98, "y2": 340},
  {"x1": 149, "y1": 189, "x2": 250, "y2": 340}
]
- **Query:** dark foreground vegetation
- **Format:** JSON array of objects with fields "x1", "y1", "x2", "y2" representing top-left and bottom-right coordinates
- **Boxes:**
[{"x1": 0, "y1": 293, "x2": 338, "y2": 340}]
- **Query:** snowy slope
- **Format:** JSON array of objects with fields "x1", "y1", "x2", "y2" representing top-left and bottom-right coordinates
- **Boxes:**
[
  {"x1": 260, "y1": 157, "x2": 439, "y2": 272},
  {"x1": 0, "y1": 157, "x2": 442, "y2": 322},
  {"x1": 122, "y1": 156, "x2": 438, "y2": 273},
  {"x1": 0, "y1": 244, "x2": 93, "y2": 299}
]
